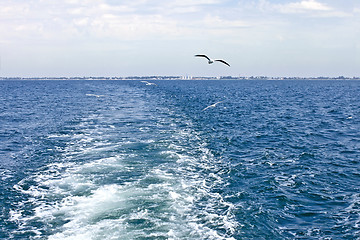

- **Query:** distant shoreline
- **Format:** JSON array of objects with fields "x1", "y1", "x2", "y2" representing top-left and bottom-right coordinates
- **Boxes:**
[{"x1": 1, "y1": 76, "x2": 360, "y2": 81}]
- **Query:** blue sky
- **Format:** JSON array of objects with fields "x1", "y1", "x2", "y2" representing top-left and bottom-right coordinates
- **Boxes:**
[{"x1": 0, "y1": 0, "x2": 359, "y2": 77}]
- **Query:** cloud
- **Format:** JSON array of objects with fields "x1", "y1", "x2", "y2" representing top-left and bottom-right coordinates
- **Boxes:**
[
  {"x1": 257, "y1": 0, "x2": 353, "y2": 18},
  {"x1": 0, "y1": 0, "x2": 352, "y2": 45},
  {"x1": 280, "y1": 0, "x2": 332, "y2": 13},
  {"x1": 0, "y1": 4, "x2": 29, "y2": 18},
  {"x1": 0, "y1": 0, "x2": 183, "y2": 42},
  {"x1": 167, "y1": 0, "x2": 221, "y2": 7},
  {"x1": 88, "y1": 14, "x2": 185, "y2": 40},
  {"x1": 202, "y1": 15, "x2": 251, "y2": 29},
  {"x1": 258, "y1": 0, "x2": 332, "y2": 13},
  {"x1": 0, "y1": 0, "x2": 238, "y2": 40}
]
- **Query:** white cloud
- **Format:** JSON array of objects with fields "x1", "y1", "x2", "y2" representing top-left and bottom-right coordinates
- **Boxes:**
[
  {"x1": 0, "y1": 4, "x2": 29, "y2": 18},
  {"x1": 88, "y1": 13, "x2": 184, "y2": 40},
  {"x1": 137, "y1": 0, "x2": 222, "y2": 15},
  {"x1": 281, "y1": 0, "x2": 332, "y2": 13},
  {"x1": 0, "y1": 0, "x2": 183, "y2": 42},
  {"x1": 0, "y1": 0, "x2": 246, "y2": 43},
  {"x1": 257, "y1": 0, "x2": 352, "y2": 18},
  {"x1": 202, "y1": 15, "x2": 251, "y2": 29},
  {"x1": 258, "y1": 0, "x2": 330, "y2": 13},
  {"x1": 0, "y1": 0, "x2": 358, "y2": 77},
  {"x1": 167, "y1": 0, "x2": 221, "y2": 7}
]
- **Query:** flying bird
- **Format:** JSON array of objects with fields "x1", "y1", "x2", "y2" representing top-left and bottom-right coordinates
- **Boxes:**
[
  {"x1": 202, "y1": 101, "x2": 224, "y2": 111},
  {"x1": 195, "y1": 54, "x2": 230, "y2": 67},
  {"x1": 86, "y1": 93, "x2": 104, "y2": 98},
  {"x1": 141, "y1": 81, "x2": 157, "y2": 86}
]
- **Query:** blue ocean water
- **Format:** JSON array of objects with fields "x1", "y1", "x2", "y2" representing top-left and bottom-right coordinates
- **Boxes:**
[{"x1": 0, "y1": 79, "x2": 359, "y2": 239}]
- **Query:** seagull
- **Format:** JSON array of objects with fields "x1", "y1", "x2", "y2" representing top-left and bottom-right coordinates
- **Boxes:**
[
  {"x1": 141, "y1": 81, "x2": 157, "y2": 86},
  {"x1": 195, "y1": 54, "x2": 230, "y2": 67},
  {"x1": 86, "y1": 93, "x2": 104, "y2": 98},
  {"x1": 202, "y1": 101, "x2": 224, "y2": 111}
]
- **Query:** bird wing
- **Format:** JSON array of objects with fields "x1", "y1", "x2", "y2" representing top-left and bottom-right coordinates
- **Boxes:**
[
  {"x1": 195, "y1": 54, "x2": 210, "y2": 61},
  {"x1": 86, "y1": 94, "x2": 103, "y2": 97},
  {"x1": 215, "y1": 59, "x2": 230, "y2": 67},
  {"x1": 202, "y1": 101, "x2": 223, "y2": 111},
  {"x1": 202, "y1": 105, "x2": 212, "y2": 111}
]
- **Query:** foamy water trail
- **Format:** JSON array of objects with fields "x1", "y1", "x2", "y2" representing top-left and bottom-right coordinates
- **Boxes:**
[{"x1": 11, "y1": 86, "x2": 237, "y2": 239}]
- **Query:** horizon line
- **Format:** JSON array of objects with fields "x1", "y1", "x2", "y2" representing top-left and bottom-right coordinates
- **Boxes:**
[{"x1": 1, "y1": 75, "x2": 359, "y2": 80}]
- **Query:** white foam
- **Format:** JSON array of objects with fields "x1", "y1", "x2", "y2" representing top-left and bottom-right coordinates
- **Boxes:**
[
  {"x1": 11, "y1": 101, "x2": 238, "y2": 240},
  {"x1": 0, "y1": 169, "x2": 13, "y2": 181},
  {"x1": 275, "y1": 173, "x2": 297, "y2": 187},
  {"x1": 169, "y1": 191, "x2": 181, "y2": 200}
]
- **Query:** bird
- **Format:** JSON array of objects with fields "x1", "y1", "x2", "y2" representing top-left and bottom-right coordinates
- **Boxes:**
[
  {"x1": 195, "y1": 54, "x2": 230, "y2": 67},
  {"x1": 141, "y1": 81, "x2": 157, "y2": 86},
  {"x1": 202, "y1": 101, "x2": 224, "y2": 111},
  {"x1": 86, "y1": 93, "x2": 104, "y2": 98}
]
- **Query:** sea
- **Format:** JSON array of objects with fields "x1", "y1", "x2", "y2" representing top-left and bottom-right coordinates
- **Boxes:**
[{"x1": 0, "y1": 79, "x2": 359, "y2": 239}]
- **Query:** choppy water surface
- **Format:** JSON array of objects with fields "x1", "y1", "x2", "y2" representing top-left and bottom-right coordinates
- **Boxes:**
[{"x1": 1, "y1": 80, "x2": 359, "y2": 239}]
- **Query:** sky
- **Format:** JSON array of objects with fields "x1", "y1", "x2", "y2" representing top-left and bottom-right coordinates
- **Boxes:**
[{"x1": 0, "y1": 0, "x2": 359, "y2": 77}]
